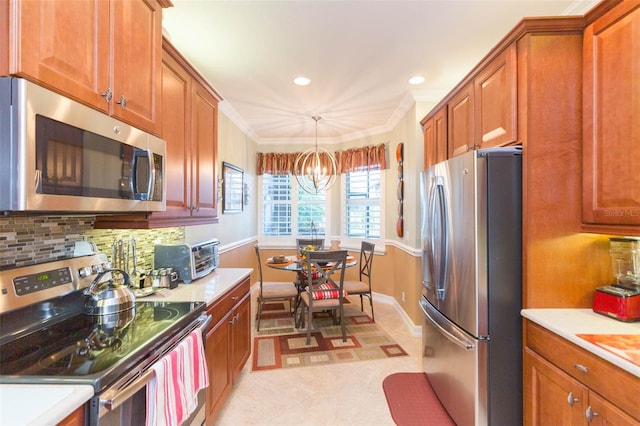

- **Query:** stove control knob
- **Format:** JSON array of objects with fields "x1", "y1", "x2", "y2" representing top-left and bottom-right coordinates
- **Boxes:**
[
  {"x1": 78, "y1": 266, "x2": 93, "y2": 278},
  {"x1": 92, "y1": 264, "x2": 104, "y2": 274}
]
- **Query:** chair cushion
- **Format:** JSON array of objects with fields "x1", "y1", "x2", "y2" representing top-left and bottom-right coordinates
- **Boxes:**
[
  {"x1": 310, "y1": 283, "x2": 345, "y2": 300},
  {"x1": 343, "y1": 280, "x2": 370, "y2": 293},
  {"x1": 261, "y1": 282, "x2": 298, "y2": 298},
  {"x1": 299, "y1": 270, "x2": 321, "y2": 280}
]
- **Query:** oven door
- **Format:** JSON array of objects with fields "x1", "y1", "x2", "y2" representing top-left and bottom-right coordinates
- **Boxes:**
[{"x1": 88, "y1": 313, "x2": 211, "y2": 426}]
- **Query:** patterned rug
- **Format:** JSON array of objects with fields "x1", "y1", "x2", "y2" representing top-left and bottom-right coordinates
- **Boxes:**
[{"x1": 252, "y1": 299, "x2": 408, "y2": 371}]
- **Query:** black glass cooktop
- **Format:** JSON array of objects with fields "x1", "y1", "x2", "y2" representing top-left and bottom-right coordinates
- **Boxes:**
[{"x1": 0, "y1": 301, "x2": 205, "y2": 391}]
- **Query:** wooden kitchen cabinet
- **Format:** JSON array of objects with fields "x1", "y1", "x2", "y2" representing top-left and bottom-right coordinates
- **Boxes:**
[
  {"x1": 473, "y1": 44, "x2": 517, "y2": 150},
  {"x1": 524, "y1": 348, "x2": 588, "y2": 425},
  {"x1": 205, "y1": 277, "x2": 251, "y2": 425},
  {"x1": 524, "y1": 321, "x2": 640, "y2": 425},
  {"x1": 444, "y1": 44, "x2": 517, "y2": 158},
  {"x1": 150, "y1": 41, "x2": 221, "y2": 223},
  {"x1": 93, "y1": 39, "x2": 222, "y2": 229},
  {"x1": 582, "y1": 0, "x2": 640, "y2": 233},
  {"x1": 421, "y1": 108, "x2": 447, "y2": 169},
  {"x1": 447, "y1": 83, "x2": 474, "y2": 157},
  {"x1": 2, "y1": 0, "x2": 166, "y2": 135}
]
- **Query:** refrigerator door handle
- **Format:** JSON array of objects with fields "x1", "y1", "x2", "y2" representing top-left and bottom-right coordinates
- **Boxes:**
[
  {"x1": 433, "y1": 176, "x2": 448, "y2": 300},
  {"x1": 420, "y1": 298, "x2": 475, "y2": 351}
]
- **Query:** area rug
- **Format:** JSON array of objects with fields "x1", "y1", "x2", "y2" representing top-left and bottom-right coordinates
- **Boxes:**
[
  {"x1": 252, "y1": 300, "x2": 408, "y2": 371},
  {"x1": 383, "y1": 372, "x2": 455, "y2": 426}
]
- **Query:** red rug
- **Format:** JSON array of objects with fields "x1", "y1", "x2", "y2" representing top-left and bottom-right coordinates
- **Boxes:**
[{"x1": 383, "y1": 372, "x2": 456, "y2": 426}]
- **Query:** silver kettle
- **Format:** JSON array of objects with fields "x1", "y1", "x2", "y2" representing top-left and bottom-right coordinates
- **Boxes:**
[{"x1": 83, "y1": 268, "x2": 136, "y2": 316}]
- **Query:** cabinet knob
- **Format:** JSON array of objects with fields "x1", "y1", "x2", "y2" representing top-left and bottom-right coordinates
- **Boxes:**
[
  {"x1": 573, "y1": 363, "x2": 589, "y2": 373},
  {"x1": 116, "y1": 95, "x2": 127, "y2": 110},
  {"x1": 101, "y1": 88, "x2": 113, "y2": 103},
  {"x1": 567, "y1": 392, "x2": 579, "y2": 407},
  {"x1": 585, "y1": 406, "x2": 599, "y2": 422}
]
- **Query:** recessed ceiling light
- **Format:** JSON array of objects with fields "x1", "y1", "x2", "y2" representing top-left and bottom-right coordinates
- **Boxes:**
[
  {"x1": 294, "y1": 76, "x2": 311, "y2": 86},
  {"x1": 408, "y1": 76, "x2": 425, "y2": 85}
]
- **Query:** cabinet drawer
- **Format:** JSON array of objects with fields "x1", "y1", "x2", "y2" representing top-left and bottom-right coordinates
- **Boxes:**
[
  {"x1": 206, "y1": 278, "x2": 250, "y2": 326},
  {"x1": 526, "y1": 321, "x2": 640, "y2": 420}
]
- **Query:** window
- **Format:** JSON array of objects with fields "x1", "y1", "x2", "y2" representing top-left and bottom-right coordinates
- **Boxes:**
[
  {"x1": 343, "y1": 167, "x2": 382, "y2": 241},
  {"x1": 260, "y1": 174, "x2": 328, "y2": 246}
]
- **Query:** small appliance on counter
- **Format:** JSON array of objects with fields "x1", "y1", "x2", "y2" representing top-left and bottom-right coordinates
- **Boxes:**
[
  {"x1": 154, "y1": 238, "x2": 220, "y2": 283},
  {"x1": 593, "y1": 237, "x2": 640, "y2": 322}
]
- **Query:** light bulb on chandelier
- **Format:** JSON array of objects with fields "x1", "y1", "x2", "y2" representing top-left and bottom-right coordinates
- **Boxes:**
[{"x1": 294, "y1": 116, "x2": 337, "y2": 194}]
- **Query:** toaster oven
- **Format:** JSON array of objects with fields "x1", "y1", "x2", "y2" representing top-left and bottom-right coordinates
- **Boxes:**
[{"x1": 154, "y1": 239, "x2": 220, "y2": 283}]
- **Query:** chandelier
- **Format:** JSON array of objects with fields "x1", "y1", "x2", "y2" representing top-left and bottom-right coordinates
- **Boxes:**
[{"x1": 294, "y1": 116, "x2": 338, "y2": 194}]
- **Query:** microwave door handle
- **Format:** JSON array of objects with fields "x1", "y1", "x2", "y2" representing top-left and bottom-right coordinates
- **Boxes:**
[
  {"x1": 131, "y1": 149, "x2": 153, "y2": 200},
  {"x1": 147, "y1": 149, "x2": 156, "y2": 200}
]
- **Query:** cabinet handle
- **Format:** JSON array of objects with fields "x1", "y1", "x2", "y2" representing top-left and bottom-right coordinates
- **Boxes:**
[
  {"x1": 573, "y1": 363, "x2": 589, "y2": 373},
  {"x1": 585, "y1": 406, "x2": 599, "y2": 423},
  {"x1": 567, "y1": 392, "x2": 579, "y2": 407},
  {"x1": 101, "y1": 88, "x2": 113, "y2": 103},
  {"x1": 231, "y1": 296, "x2": 239, "y2": 301},
  {"x1": 116, "y1": 95, "x2": 127, "y2": 110}
]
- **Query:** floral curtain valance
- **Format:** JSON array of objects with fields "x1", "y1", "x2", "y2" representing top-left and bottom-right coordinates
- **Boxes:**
[{"x1": 256, "y1": 143, "x2": 387, "y2": 176}]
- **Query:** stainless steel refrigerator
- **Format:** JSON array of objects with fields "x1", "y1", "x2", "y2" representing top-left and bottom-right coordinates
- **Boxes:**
[{"x1": 419, "y1": 147, "x2": 523, "y2": 426}]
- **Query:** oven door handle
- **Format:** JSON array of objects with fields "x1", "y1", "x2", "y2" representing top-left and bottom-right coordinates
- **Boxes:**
[
  {"x1": 101, "y1": 313, "x2": 211, "y2": 412},
  {"x1": 102, "y1": 369, "x2": 155, "y2": 411}
]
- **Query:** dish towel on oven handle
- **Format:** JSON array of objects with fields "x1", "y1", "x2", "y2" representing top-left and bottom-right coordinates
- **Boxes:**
[{"x1": 146, "y1": 329, "x2": 209, "y2": 426}]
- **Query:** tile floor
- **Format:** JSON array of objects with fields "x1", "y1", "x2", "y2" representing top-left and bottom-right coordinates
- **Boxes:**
[{"x1": 215, "y1": 291, "x2": 423, "y2": 425}]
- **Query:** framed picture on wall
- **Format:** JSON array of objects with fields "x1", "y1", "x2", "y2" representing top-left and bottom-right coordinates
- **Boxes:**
[{"x1": 222, "y1": 161, "x2": 243, "y2": 213}]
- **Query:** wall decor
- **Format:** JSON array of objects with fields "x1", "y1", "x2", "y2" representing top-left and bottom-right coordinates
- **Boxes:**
[
  {"x1": 222, "y1": 161, "x2": 244, "y2": 214},
  {"x1": 396, "y1": 143, "x2": 404, "y2": 237}
]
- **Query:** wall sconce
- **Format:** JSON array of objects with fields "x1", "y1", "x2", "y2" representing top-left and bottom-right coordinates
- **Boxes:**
[{"x1": 243, "y1": 183, "x2": 250, "y2": 206}]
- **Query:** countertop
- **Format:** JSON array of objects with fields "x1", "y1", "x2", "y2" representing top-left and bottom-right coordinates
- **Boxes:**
[
  {"x1": 0, "y1": 267, "x2": 253, "y2": 426},
  {"x1": 521, "y1": 308, "x2": 640, "y2": 378}
]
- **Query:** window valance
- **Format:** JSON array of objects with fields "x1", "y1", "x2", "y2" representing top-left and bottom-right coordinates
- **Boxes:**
[
  {"x1": 335, "y1": 143, "x2": 387, "y2": 173},
  {"x1": 256, "y1": 143, "x2": 387, "y2": 176}
]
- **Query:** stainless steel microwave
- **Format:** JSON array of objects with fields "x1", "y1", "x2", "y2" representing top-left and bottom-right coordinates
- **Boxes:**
[{"x1": 0, "y1": 77, "x2": 165, "y2": 212}]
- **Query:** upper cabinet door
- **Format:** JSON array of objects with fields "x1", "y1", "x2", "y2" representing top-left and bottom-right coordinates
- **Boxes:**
[
  {"x1": 583, "y1": 1, "x2": 640, "y2": 229},
  {"x1": 423, "y1": 108, "x2": 447, "y2": 169},
  {"x1": 7, "y1": 0, "x2": 162, "y2": 135},
  {"x1": 474, "y1": 44, "x2": 517, "y2": 149},
  {"x1": 190, "y1": 81, "x2": 219, "y2": 218},
  {"x1": 9, "y1": 0, "x2": 110, "y2": 110},
  {"x1": 111, "y1": 0, "x2": 162, "y2": 135},
  {"x1": 448, "y1": 83, "x2": 474, "y2": 157}
]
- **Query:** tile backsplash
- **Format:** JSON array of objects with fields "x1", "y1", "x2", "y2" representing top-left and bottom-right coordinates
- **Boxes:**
[{"x1": 0, "y1": 214, "x2": 184, "y2": 270}]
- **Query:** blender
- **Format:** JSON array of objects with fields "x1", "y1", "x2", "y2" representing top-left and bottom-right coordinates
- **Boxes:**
[{"x1": 592, "y1": 237, "x2": 640, "y2": 321}]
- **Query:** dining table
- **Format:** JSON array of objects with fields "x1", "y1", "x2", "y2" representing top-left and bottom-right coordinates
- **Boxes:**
[
  {"x1": 264, "y1": 254, "x2": 358, "y2": 272},
  {"x1": 264, "y1": 254, "x2": 358, "y2": 320}
]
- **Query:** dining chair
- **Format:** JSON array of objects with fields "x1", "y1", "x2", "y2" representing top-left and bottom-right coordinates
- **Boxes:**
[
  {"x1": 254, "y1": 244, "x2": 299, "y2": 331},
  {"x1": 297, "y1": 250, "x2": 348, "y2": 345},
  {"x1": 343, "y1": 241, "x2": 376, "y2": 321},
  {"x1": 296, "y1": 238, "x2": 325, "y2": 252}
]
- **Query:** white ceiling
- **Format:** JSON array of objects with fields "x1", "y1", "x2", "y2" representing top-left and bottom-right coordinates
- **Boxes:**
[{"x1": 162, "y1": 0, "x2": 598, "y2": 143}]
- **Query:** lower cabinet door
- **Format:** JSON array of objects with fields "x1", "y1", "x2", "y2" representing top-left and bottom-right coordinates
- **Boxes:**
[
  {"x1": 231, "y1": 293, "x2": 251, "y2": 382},
  {"x1": 524, "y1": 348, "x2": 587, "y2": 426},
  {"x1": 205, "y1": 315, "x2": 232, "y2": 425},
  {"x1": 587, "y1": 393, "x2": 639, "y2": 426}
]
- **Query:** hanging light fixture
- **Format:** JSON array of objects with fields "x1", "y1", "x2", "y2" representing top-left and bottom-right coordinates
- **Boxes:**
[{"x1": 294, "y1": 116, "x2": 337, "y2": 194}]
